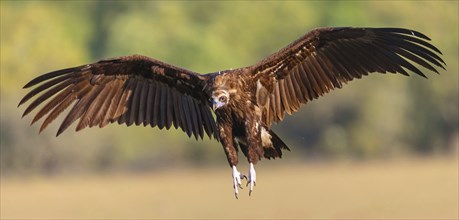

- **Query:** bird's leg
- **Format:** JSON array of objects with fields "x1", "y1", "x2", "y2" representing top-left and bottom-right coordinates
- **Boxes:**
[
  {"x1": 232, "y1": 165, "x2": 247, "y2": 199},
  {"x1": 247, "y1": 162, "x2": 256, "y2": 196}
]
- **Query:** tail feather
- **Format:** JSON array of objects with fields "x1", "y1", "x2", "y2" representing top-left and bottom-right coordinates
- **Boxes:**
[
  {"x1": 233, "y1": 129, "x2": 290, "y2": 160},
  {"x1": 264, "y1": 129, "x2": 290, "y2": 159}
]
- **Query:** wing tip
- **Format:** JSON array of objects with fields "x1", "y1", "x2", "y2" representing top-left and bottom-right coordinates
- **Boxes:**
[{"x1": 23, "y1": 66, "x2": 79, "y2": 89}]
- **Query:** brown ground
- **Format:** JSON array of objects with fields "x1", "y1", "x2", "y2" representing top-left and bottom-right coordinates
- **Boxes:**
[{"x1": 1, "y1": 158, "x2": 458, "y2": 219}]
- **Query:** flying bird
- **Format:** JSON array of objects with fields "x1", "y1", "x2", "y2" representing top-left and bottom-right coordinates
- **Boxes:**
[{"x1": 19, "y1": 27, "x2": 445, "y2": 198}]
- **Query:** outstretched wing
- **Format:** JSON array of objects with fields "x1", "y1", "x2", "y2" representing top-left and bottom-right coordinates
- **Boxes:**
[
  {"x1": 249, "y1": 27, "x2": 446, "y2": 126},
  {"x1": 19, "y1": 55, "x2": 218, "y2": 140}
]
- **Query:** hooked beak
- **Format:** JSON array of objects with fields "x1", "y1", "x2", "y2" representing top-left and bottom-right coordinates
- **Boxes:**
[{"x1": 212, "y1": 100, "x2": 224, "y2": 111}]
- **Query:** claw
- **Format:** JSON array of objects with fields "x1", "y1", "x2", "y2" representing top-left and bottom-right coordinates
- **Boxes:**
[
  {"x1": 246, "y1": 180, "x2": 256, "y2": 187},
  {"x1": 248, "y1": 162, "x2": 256, "y2": 196},
  {"x1": 232, "y1": 166, "x2": 243, "y2": 198},
  {"x1": 231, "y1": 164, "x2": 257, "y2": 198}
]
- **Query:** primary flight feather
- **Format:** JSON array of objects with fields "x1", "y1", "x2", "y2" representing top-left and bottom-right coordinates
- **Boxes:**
[{"x1": 19, "y1": 27, "x2": 445, "y2": 198}]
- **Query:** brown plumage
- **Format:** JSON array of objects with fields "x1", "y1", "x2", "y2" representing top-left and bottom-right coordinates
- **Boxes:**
[
  {"x1": 19, "y1": 56, "x2": 217, "y2": 140},
  {"x1": 19, "y1": 27, "x2": 445, "y2": 198}
]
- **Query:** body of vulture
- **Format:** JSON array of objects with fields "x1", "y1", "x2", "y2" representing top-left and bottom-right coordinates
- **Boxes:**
[{"x1": 19, "y1": 27, "x2": 445, "y2": 198}]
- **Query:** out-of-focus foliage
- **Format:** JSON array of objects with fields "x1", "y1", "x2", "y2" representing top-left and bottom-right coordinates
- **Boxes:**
[{"x1": 1, "y1": 1, "x2": 458, "y2": 174}]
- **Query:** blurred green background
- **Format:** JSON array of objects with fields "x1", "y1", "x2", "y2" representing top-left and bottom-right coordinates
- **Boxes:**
[{"x1": 1, "y1": 1, "x2": 458, "y2": 219}]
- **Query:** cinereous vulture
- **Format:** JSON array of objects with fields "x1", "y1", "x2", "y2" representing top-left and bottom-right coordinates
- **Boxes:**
[{"x1": 19, "y1": 27, "x2": 445, "y2": 198}]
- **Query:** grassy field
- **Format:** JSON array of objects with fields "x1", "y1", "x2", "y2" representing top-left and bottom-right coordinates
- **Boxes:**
[{"x1": 1, "y1": 158, "x2": 458, "y2": 219}]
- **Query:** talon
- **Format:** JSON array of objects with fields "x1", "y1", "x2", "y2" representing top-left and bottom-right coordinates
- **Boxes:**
[
  {"x1": 232, "y1": 165, "x2": 244, "y2": 198},
  {"x1": 247, "y1": 179, "x2": 257, "y2": 187},
  {"x1": 248, "y1": 180, "x2": 256, "y2": 196},
  {"x1": 247, "y1": 162, "x2": 257, "y2": 196}
]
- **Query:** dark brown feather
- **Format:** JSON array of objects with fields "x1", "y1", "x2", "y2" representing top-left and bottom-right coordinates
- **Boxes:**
[
  {"x1": 31, "y1": 80, "x2": 81, "y2": 124},
  {"x1": 146, "y1": 82, "x2": 158, "y2": 127},
  {"x1": 110, "y1": 78, "x2": 131, "y2": 124},
  {"x1": 290, "y1": 69, "x2": 306, "y2": 102},
  {"x1": 165, "y1": 88, "x2": 173, "y2": 129},
  {"x1": 99, "y1": 80, "x2": 123, "y2": 128},
  {"x1": 92, "y1": 81, "x2": 116, "y2": 127},
  {"x1": 57, "y1": 83, "x2": 96, "y2": 135},
  {"x1": 284, "y1": 75, "x2": 300, "y2": 111},
  {"x1": 127, "y1": 79, "x2": 141, "y2": 126},
  {"x1": 186, "y1": 95, "x2": 199, "y2": 139},
  {"x1": 136, "y1": 80, "x2": 148, "y2": 126},
  {"x1": 181, "y1": 95, "x2": 193, "y2": 137},
  {"x1": 171, "y1": 89, "x2": 181, "y2": 129},
  {"x1": 193, "y1": 100, "x2": 204, "y2": 139},
  {"x1": 200, "y1": 104, "x2": 213, "y2": 138},
  {"x1": 250, "y1": 27, "x2": 445, "y2": 126},
  {"x1": 22, "y1": 78, "x2": 80, "y2": 118},
  {"x1": 158, "y1": 83, "x2": 167, "y2": 129},
  {"x1": 18, "y1": 73, "x2": 76, "y2": 107},
  {"x1": 20, "y1": 55, "x2": 217, "y2": 139},
  {"x1": 151, "y1": 81, "x2": 161, "y2": 128},
  {"x1": 116, "y1": 78, "x2": 135, "y2": 125},
  {"x1": 176, "y1": 92, "x2": 188, "y2": 134},
  {"x1": 23, "y1": 66, "x2": 81, "y2": 88}
]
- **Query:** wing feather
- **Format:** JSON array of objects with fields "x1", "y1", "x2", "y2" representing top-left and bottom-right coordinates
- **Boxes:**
[
  {"x1": 181, "y1": 95, "x2": 193, "y2": 137},
  {"x1": 273, "y1": 83, "x2": 283, "y2": 120},
  {"x1": 92, "y1": 81, "x2": 116, "y2": 127},
  {"x1": 22, "y1": 77, "x2": 80, "y2": 118},
  {"x1": 151, "y1": 81, "x2": 161, "y2": 128},
  {"x1": 127, "y1": 79, "x2": 142, "y2": 126},
  {"x1": 278, "y1": 80, "x2": 291, "y2": 115},
  {"x1": 158, "y1": 83, "x2": 167, "y2": 129},
  {"x1": 250, "y1": 27, "x2": 445, "y2": 126},
  {"x1": 18, "y1": 73, "x2": 76, "y2": 107},
  {"x1": 165, "y1": 88, "x2": 173, "y2": 129},
  {"x1": 77, "y1": 78, "x2": 112, "y2": 130},
  {"x1": 176, "y1": 93, "x2": 188, "y2": 134},
  {"x1": 284, "y1": 75, "x2": 300, "y2": 110},
  {"x1": 193, "y1": 99, "x2": 204, "y2": 139},
  {"x1": 300, "y1": 62, "x2": 320, "y2": 99},
  {"x1": 108, "y1": 79, "x2": 130, "y2": 123},
  {"x1": 171, "y1": 89, "x2": 181, "y2": 129},
  {"x1": 30, "y1": 79, "x2": 81, "y2": 124},
  {"x1": 59, "y1": 83, "x2": 100, "y2": 135},
  {"x1": 200, "y1": 103, "x2": 213, "y2": 139},
  {"x1": 289, "y1": 70, "x2": 303, "y2": 102},
  {"x1": 19, "y1": 55, "x2": 217, "y2": 139},
  {"x1": 144, "y1": 82, "x2": 155, "y2": 127},
  {"x1": 116, "y1": 78, "x2": 135, "y2": 125},
  {"x1": 136, "y1": 80, "x2": 148, "y2": 126},
  {"x1": 186, "y1": 95, "x2": 199, "y2": 139}
]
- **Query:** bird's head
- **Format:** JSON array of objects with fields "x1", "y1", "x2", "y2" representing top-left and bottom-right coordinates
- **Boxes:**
[{"x1": 211, "y1": 90, "x2": 230, "y2": 111}]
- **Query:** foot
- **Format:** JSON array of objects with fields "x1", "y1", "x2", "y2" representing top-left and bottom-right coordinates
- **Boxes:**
[
  {"x1": 247, "y1": 162, "x2": 256, "y2": 196},
  {"x1": 232, "y1": 165, "x2": 246, "y2": 199}
]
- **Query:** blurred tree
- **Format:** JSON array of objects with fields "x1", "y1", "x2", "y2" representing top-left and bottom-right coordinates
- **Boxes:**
[
  {"x1": 1, "y1": 1, "x2": 457, "y2": 174},
  {"x1": 88, "y1": 1, "x2": 129, "y2": 60}
]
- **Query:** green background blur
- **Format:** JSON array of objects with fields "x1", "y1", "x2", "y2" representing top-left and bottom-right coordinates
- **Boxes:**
[
  {"x1": 2, "y1": 0, "x2": 457, "y2": 174},
  {"x1": 1, "y1": 1, "x2": 458, "y2": 219}
]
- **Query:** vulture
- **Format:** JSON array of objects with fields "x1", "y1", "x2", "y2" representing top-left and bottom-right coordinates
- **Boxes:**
[{"x1": 19, "y1": 27, "x2": 445, "y2": 198}]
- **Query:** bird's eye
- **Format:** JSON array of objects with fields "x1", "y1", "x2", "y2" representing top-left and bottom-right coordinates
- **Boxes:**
[{"x1": 219, "y1": 96, "x2": 227, "y2": 102}]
